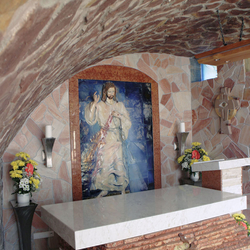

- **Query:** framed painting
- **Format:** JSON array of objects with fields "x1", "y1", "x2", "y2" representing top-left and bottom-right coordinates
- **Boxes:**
[{"x1": 69, "y1": 65, "x2": 161, "y2": 201}]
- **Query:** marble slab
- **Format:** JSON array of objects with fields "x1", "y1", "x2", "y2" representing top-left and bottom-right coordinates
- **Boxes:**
[
  {"x1": 192, "y1": 158, "x2": 250, "y2": 172},
  {"x1": 41, "y1": 185, "x2": 247, "y2": 250}
]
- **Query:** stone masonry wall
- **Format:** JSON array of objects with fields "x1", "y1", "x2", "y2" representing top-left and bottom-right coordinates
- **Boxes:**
[
  {"x1": 191, "y1": 60, "x2": 248, "y2": 159},
  {"x1": 191, "y1": 60, "x2": 250, "y2": 225},
  {"x1": 0, "y1": 159, "x2": 3, "y2": 250},
  {"x1": 2, "y1": 53, "x2": 191, "y2": 250},
  {"x1": 1, "y1": 0, "x2": 250, "y2": 160},
  {"x1": 2, "y1": 81, "x2": 71, "y2": 250}
]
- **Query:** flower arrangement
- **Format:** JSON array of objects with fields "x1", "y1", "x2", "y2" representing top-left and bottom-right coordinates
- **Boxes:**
[
  {"x1": 233, "y1": 213, "x2": 250, "y2": 236},
  {"x1": 177, "y1": 142, "x2": 210, "y2": 174},
  {"x1": 9, "y1": 152, "x2": 41, "y2": 196}
]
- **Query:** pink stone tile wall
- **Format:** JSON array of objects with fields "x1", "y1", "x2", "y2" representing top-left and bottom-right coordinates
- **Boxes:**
[
  {"x1": 242, "y1": 68, "x2": 250, "y2": 221},
  {"x1": 191, "y1": 60, "x2": 248, "y2": 159},
  {"x1": 2, "y1": 81, "x2": 71, "y2": 250},
  {"x1": 192, "y1": 61, "x2": 250, "y2": 224},
  {"x1": 2, "y1": 53, "x2": 191, "y2": 249}
]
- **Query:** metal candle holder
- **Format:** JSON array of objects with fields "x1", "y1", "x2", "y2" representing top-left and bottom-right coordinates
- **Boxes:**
[
  {"x1": 42, "y1": 138, "x2": 55, "y2": 168},
  {"x1": 177, "y1": 132, "x2": 189, "y2": 156}
]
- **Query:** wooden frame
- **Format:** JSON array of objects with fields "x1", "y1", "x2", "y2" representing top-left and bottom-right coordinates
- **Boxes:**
[
  {"x1": 195, "y1": 38, "x2": 250, "y2": 66},
  {"x1": 69, "y1": 65, "x2": 161, "y2": 201}
]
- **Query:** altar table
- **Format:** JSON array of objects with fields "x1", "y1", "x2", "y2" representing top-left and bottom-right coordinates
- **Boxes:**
[{"x1": 41, "y1": 185, "x2": 246, "y2": 250}]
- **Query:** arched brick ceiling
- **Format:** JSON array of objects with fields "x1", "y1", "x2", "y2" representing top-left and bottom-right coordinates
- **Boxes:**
[{"x1": 0, "y1": 0, "x2": 249, "y2": 157}]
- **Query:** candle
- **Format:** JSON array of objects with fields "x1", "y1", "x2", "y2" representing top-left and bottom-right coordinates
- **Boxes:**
[
  {"x1": 45, "y1": 125, "x2": 52, "y2": 138},
  {"x1": 180, "y1": 122, "x2": 185, "y2": 133}
]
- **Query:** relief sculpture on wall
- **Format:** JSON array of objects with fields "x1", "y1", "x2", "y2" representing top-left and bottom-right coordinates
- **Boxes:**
[
  {"x1": 78, "y1": 79, "x2": 154, "y2": 199},
  {"x1": 214, "y1": 87, "x2": 240, "y2": 134}
]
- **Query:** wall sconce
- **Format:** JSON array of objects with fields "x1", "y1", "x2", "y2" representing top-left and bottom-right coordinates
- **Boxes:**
[
  {"x1": 176, "y1": 122, "x2": 189, "y2": 156},
  {"x1": 42, "y1": 125, "x2": 55, "y2": 168}
]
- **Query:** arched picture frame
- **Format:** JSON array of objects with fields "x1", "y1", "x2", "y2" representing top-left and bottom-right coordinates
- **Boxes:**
[{"x1": 69, "y1": 65, "x2": 161, "y2": 200}]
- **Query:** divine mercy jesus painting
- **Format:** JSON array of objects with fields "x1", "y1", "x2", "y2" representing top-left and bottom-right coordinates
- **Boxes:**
[{"x1": 78, "y1": 79, "x2": 154, "y2": 199}]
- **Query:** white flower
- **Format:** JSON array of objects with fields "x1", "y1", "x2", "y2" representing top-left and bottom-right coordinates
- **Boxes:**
[
  {"x1": 24, "y1": 178, "x2": 29, "y2": 184},
  {"x1": 23, "y1": 185, "x2": 30, "y2": 191},
  {"x1": 182, "y1": 162, "x2": 189, "y2": 170}
]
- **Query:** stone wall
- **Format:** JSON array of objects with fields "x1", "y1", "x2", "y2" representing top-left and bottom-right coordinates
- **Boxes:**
[
  {"x1": 2, "y1": 81, "x2": 72, "y2": 250},
  {"x1": 191, "y1": 60, "x2": 250, "y2": 225},
  {"x1": 0, "y1": 159, "x2": 3, "y2": 250},
  {"x1": 2, "y1": 53, "x2": 191, "y2": 249},
  {"x1": 1, "y1": 0, "x2": 250, "y2": 160},
  {"x1": 191, "y1": 60, "x2": 248, "y2": 158}
]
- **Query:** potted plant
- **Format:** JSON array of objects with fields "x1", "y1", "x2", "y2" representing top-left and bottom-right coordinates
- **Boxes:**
[
  {"x1": 10, "y1": 152, "x2": 41, "y2": 206},
  {"x1": 177, "y1": 142, "x2": 210, "y2": 181}
]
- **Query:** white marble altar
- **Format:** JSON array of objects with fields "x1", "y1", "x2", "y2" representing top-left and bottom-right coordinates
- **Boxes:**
[
  {"x1": 192, "y1": 158, "x2": 250, "y2": 194},
  {"x1": 41, "y1": 185, "x2": 246, "y2": 250},
  {"x1": 192, "y1": 158, "x2": 250, "y2": 172}
]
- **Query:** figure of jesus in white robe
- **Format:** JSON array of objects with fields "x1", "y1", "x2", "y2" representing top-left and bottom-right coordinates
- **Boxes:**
[{"x1": 84, "y1": 81, "x2": 131, "y2": 197}]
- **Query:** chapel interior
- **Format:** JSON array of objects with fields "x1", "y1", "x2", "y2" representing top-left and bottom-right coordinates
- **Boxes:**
[{"x1": 1, "y1": 0, "x2": 250, "y2": 249}]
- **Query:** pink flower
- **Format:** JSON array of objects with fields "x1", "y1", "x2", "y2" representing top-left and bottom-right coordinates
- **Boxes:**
[
  {"x1": 25, "y1": 163, "x2": 34, "y2": 176},
  {"x1": 240, "y1": 221, "x2": 248, "y2": 230},
  {"x1": 192, "y1": 150, "x2": 200, "y2": 159}
]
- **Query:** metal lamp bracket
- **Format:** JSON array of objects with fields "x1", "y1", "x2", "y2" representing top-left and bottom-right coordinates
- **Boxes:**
[
  {"x1": 176, "y1": 132, "x2": 189, "y2": 157},
  {"x1": 42, "y1": 138, "x2": 55, "y2": 168}
]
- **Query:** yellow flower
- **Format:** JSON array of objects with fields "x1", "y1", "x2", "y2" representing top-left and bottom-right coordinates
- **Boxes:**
[
  {"x1": 192, "y1": 142, "x2": 201, "y2": 147},
  {"x1": 177, "y1": 155, "x2": 185, "y2": 163},
  {"x1": 239, "y1": 214, "x2": 246, "y2": 219},
  {"x1": 190, "y1": 159, "x2": 198, "y2": 165},
  {"x1": 235, "y1": 216, "x2": 242, "y2": 221},
  {"x1": 28, "y1": 159, "x2": 38, "y2": 166},
  {"x1": 10, "y1": 161, "x2": 18, "y2": 167},
  {"x1": 16, "y1": 152, "x2": 30, "y2": 160},
  {"x1": 203, "y1": 155, "x2": 210, "y2": 161},
  {"x1": 12, "y1": 165, "x2": 18, "y2": 170},
  {"x1": 33, "y1": 171, "x2": 41, "y2": 178},
  {"x1": 15, "y1": 160, "x2": 25, "y2": 167},
  {"x1": 233, "y1": 213, "x2": 246, "y2": 220},
  {"x1": 10, "y1": 171, "x2": 22, "y2": 179},
  {"x1": 32, "y1": 178, "x2": 40, "y2": 189},
  {"x1": 200, "y1": 148, "x2": 208, "y2": 155},
  {"x1": 184, "y1": 149, "x2": 192, "y2": 154},
  {"x1": 33, "y1": 179, "x2": 40, "y2": 184},
  {"x1": 233, "y1": 213, "x2": 240, "y2": 218}
]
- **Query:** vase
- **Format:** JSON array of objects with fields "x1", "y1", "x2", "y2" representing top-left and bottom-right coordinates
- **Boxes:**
[
  {"x1": 17, "y1": 193, "x2": 30, "y2": 207},
  {"x1": 190, "y1": 172, "x2": 199, "y2": 182}
]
